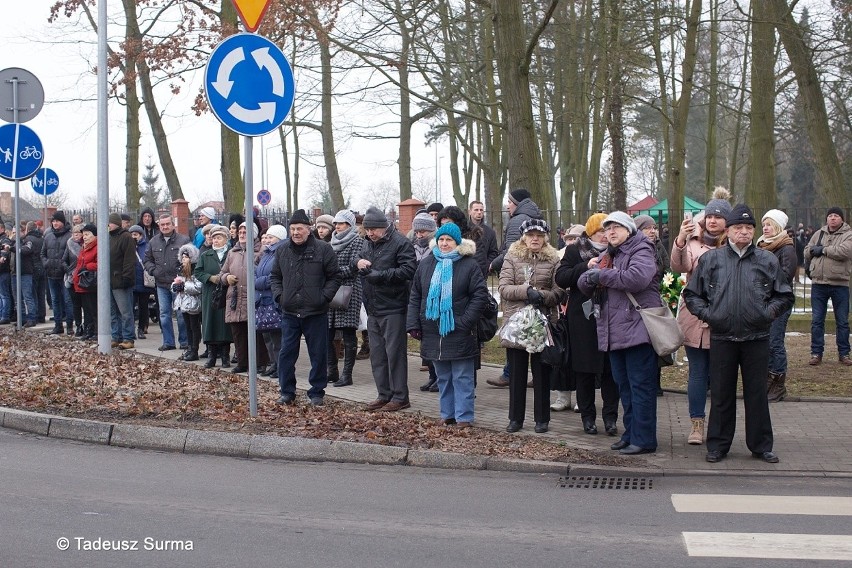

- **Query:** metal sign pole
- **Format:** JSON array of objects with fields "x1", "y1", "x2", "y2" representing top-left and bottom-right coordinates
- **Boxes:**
[
  {"x1": 244, "y1": 135, "x2": 257, "y2": 417},
  {"x1": 11, "y1": 78, "x2": 22, "y2": 329}
]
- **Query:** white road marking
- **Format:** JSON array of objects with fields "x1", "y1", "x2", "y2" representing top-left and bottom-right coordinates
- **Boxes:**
[
  {"x1": 671, "y1": 494, "x2": 852, "y2": 516},
  {"x1": 682, "y1": 532, "x2": 852, "y2": 560}
]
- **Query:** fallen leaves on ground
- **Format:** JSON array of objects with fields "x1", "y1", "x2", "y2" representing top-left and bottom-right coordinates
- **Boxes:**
[{"x1": 0, "y1": 329, "x2": 633, "y2": 467}]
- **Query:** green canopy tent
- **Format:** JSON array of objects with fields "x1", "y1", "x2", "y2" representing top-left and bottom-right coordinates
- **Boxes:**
[{"x1": 635, "y1": 196, "x2": 705, "y2": 225}]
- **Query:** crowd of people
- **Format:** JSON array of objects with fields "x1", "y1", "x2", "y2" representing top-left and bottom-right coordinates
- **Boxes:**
[{"x1": 1, "y1": 194, "x2": 848, "y2": 464}]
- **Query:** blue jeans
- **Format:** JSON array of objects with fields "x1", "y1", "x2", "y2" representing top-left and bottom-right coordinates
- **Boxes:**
[
  {"x1": 278, "y1": 312, "x2": 329, "y2": 400},
  {"x1": 810, "y1": 283, "x2": 850, "y2": 357},
  {"x1": 11, "y1": 274, "x2": 36, "y2": 322},
  {"x1": 156, "y1": 286, "x2": 187, "y2": 348},
  {"x1": 609, "y1": 343, "x2": 658, "y2": 451},
  {"x1": 47, "y1": 277, "x2": 74, "y2": 327},
  {"x1": 0, "y1": 272, "x2": 11, "y2": 320},
  {"x1": 110, "y1": 287, "x2": 135, "y2": 341},
  {"x1": 768, "y1": 306, "x2": 792, "y2": 374},
  {"x1": 685, "y1": 346, "x2": 711, "y2": 419},
  {"x1": 433, "y1": 358, "x2": 476, "y2": 423}
]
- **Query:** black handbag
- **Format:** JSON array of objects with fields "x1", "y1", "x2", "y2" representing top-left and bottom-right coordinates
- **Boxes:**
[
  {"x1": 541, "y1": 317, "x2": 570, "y2": 368},
  {"x1": 329, "y1": 285, "x2": 353, "y2": 310},
  {"x1": 211, "y1": 281, "x2": 228, "y2": 310},
  {"x1": 78, "y1": 269, "x2": 97, "y2": 289},
  {"x1": 476, "y1": 293, "x2": 499, "y2": 342}
]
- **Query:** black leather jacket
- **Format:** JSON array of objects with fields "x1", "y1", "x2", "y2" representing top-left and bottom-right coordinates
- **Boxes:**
[
  {"x1": 683, "y1": 242, "x2": 794, "y2": 342},
  {"x1": 352, "y1": 224, "x2": 417, "y2": 316}
]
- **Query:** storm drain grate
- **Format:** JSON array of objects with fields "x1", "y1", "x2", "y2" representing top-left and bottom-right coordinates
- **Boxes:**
[{"x1": 557, "y1": 476, "x2": 654, "y2": 490}]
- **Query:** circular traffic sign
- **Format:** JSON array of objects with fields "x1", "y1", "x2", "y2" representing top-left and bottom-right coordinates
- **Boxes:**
[
  {"x1": 0, "y1": 123, "x2": 44, "y2": 181},
  {"x1": 256, "y1": 189, "x2": 271, "y2": 206},
  {"x1": 204, "y1": 33, "x2": 295, "y2": 137},
  {"x1": 31, "y1": 167, "x2": 59, "y2": 196},
  {"x1": 0, "y1": 68, "x2": 45, "y2": 124}
]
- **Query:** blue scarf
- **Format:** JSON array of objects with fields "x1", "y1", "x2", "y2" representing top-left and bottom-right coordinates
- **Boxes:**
[{"x1": 426, "y1": 247, "x2": 462, "y2": 336}]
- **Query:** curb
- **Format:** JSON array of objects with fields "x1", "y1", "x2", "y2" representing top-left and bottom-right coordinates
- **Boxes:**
[{"x1": 4, "y1": 406, "x2": 852, "y2": 479}]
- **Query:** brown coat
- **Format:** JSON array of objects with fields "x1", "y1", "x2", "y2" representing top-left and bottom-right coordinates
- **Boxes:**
[
  {"x1": 498, "y1": 238, "x2": 563, "y2": 325},
  {"x1": 220, "y1": 239, "x2": 260, "y2": 324}
]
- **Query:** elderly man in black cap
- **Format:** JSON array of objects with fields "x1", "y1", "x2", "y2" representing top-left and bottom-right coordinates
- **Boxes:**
[
  {"x1": 354, "y1": 206, "x2": 417, "y2": 412},
  {"x1": 804, "y1": 207, "x2": 852, "y2": 367},
  {"x1": 270, "y1": 209, "x2": 341, "y2": 406},
  {"x1": 684, "y1": 204, "x2": 794, "y2": 464},
  {"x1": 41, "y1": 210, "x2": 74, "y2": 335}
]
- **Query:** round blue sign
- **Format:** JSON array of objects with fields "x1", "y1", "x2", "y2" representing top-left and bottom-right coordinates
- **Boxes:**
[
  {"x1": 204, "y1": 33, "x2": 295, "y2": 137},
  {"x1": 0, "y1": 123, "x2": 44, "y2": 181},
  {"x1": 256, "y1": 189, "x2": 271, "y2": 206},
  {"x1": 31, "y1": 167, "x2": 59, "y2": 196}
]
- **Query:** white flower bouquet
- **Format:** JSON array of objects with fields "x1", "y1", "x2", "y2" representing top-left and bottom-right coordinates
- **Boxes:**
[{"x1": 498, "y1": 304, "x2": 553, "y2": 353}]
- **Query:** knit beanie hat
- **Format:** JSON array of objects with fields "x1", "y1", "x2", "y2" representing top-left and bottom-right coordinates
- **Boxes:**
[
  {"x1": 434, "y1": 222, "x2": 462, "y2": 244},
  {"x1": 315, "y1": 214, "x2": 334, "y2": 231},
  {"x1": 603, "y1": 211, "x2": 637, "y2": 234},
  {"x1": 762, "y1": 209, "x2": 788, "y2": 231},
  {"x1": 827, "y1": 207, "x2": 845, "y2": 222},
  {"x1": 412, "y1": 212, "x2": 437, "y2": 232},
  {"x1": 333, "y1": 209, "x2": 356, "y2": 227},
  {"x1": 128, "y1": 225, "x2": 144, "y2": 235},
  {"x1": 584, "y1": 213, "x2": 608, "y2": 236},
  {"x1": 509, "y1": 188, "x2": 531, "y2": 205},
  {"x1": 82, "y1": 223, "x2": 97, "y2": 236},
  {"x1": 704, "y1": 186, "x2": 733, "y2": 218},
  {"x1": 519, "y1": 218, "x2": 550, "y2": 235},
  {"x1": 726, "y1": 204, "x2": 756, "y2": 227},
  {"x1": 362, "y1": 206, "x2": 389, "y2": 229},
  {"x1": 51, "y1": 210, "x2": 67, "y2": 224},
  {"x1": 198, "y1": 207, "x2": 217, "y2": 221},
  {"x1": 108, "y1": 212, "x2": 122, "y2": 227},
  {"x1": 426, "y1": 202, "x2": 444, "y2": 214},
  {"x1": 633, "y1": 214, "x2": 656, "y2": 231},
  {"x1": 289, "y1": 209, "x2": 311, "y2": 226},
  {"x1": 265, "y1": 224, "x2": 287, "y2": 241}
]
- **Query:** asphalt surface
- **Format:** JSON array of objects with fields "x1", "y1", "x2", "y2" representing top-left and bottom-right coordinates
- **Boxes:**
[{"x1": 3, "y1": 320, "x2": 851, "y2": 477}]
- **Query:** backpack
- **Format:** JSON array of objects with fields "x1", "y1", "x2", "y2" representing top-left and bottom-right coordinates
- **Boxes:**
[{"x1": 477, "y1": 292, "x2": 499, "y2": 342}]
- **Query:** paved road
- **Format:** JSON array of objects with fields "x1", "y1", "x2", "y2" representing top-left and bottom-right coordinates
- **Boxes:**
[{"x1": 2, "y1": 429, "x2": 851, "y2": 568}]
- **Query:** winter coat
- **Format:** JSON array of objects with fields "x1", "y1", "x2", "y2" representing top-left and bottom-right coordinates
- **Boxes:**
[
  {"x1": 492, "y1": 198, "x2": 542, "y2": 272},
  {"x1": 73, "y1": 239, "x2": 98, "y2": 294},
  {"x1": 41, "y1": 224, "x2": 72, "y2": 279},
  {"x1": 108, "y1": 226, "x2": 137, "y2": 290},
  {"x1": 498, "y1": 239, "x2": 563, "y2": 349},
  {"x1": 220, "y1": 239, "x2": 261, "y2": 324},
  {"x1": 144, "y1": 230, "x2": 192, "y2": 288},
  {"x1": 62, "y1": 237, "x2": 82, "y2": 287},
  {"x1": 172, "y1": 274, "x2": 202, "y2": 315},
  {"x1": 758, "y1": 237, "x2": 797, "y2": 286},
  {"x1": 578, "y1": 232, "x2": 660, "y2": 352},
  {"x1": 554, "y1": 239, "x2": 607, "y2": 374},
  {"x1": 271, "y1": 235, "x2": 341, "y2": 318},
  {"x1": 473, "y1": 222, "x2": 499, "y2": 277},
  {"x1": 328, "y1": 230, "x2": 364, "y2": 329},
  {"x1": 353, "y1": 224, "x2": 417, "y2": 316},
  {"x1": 0, "y1": 234, "x2": 11, "y2": 274},
  {"x1": 406, "y1": 239, "x2": 489, "y2": 361},
  {"x1": 804, "y1": 222, "x2": 852, "y2": 286},
  {"x1": 132, "y1": 236, "x2": 155, "y2": 293},
  {"x1": 12, "y1": 230, "x2": 43, "y2": 275},
  {"x1": 194, "y1": 247, "x2": 232, "y2": 344},
  {"x1": 684, "y1": 242, "x2": 795, "y2": 342},
  {"x1": 670, "y1": 224, "x2": 722, "y2": 349}
]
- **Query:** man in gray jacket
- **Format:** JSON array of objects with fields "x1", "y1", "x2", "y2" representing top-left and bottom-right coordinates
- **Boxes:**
[
  {"x1": 804, "y1": 207, "x2": 852, "y2": 366},
  {"x1": 143, "y1": 214, "x2": 190, "y2": 351}
]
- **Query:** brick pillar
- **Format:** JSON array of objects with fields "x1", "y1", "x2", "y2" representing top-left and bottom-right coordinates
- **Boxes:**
[
  {"x1": 0, "y1": 191, "x2": 11, "y2": 219},
  {"x1": 171, "y1": 199, "x2": 191, "y2": 237},
  {"x1": 397, "y1": 198, "x2": 425, "y2": 235}
]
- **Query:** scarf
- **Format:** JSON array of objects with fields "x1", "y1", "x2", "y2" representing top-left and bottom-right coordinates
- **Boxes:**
[
  {"x1": 213, "y1": 244, "x2": 227, "y2": 262},
  {"x1": 331, "y1": 227, "x2": 358, "y2": 252},
  {"x1": 757, "y1": 231, "x2": 793, "y2": 252},
  {"x1": 426, "y1": 247, "x2": 462, "y2": 336}
]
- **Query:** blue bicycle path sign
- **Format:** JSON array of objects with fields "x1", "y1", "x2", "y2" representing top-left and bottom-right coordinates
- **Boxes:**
[
  {"x1": 204, "y1": 33, "x2": 295, "y2": 137},
  {"x1": 31, "y1": 167, "x2": 59, "y2": 196},
  {"x1": 0, "y1": 123, "x2": 44, "y2": 181}
]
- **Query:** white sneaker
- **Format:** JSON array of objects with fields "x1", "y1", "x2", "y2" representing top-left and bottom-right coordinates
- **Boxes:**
[{"x1": 550, "y1": 391, "x2": 569, "y2": 411}]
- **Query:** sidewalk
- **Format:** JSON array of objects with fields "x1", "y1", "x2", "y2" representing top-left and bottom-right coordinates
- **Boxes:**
[{"x1": 24, "y1": 319, "x2": 852, "y2": 476}]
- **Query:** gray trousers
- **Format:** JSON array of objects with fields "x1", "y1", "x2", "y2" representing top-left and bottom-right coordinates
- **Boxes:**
[{"x1": 367, "y1": 312, "x2": 409, "y2": 402}]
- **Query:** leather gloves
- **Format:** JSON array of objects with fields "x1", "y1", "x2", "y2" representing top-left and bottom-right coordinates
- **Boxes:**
[
  {"x1": 526, "y1": 286, "x2": 544, "y2": 306},
  {"x1": 811, "y1": 245, "x2": 824, "y2": 257},
  {"x1": 585, "y1": 268, "x2": 601, "y2": 286}
]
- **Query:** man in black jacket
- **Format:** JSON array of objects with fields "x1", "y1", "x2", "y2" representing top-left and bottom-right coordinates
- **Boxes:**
[
  {"x1": 684, "y1": 204, "x2": 794, "y2": 465},
  {"x1": 41, "y1": 211, "x2": 74, "y2": 335},
  {"x1": 270, "y1": 209, "x2": 340, "y2": 406},
  {"x1": 354, "y1": 206, "x2": 417, "y2": 412},
  {"x1": 108, "y1": 213, "x2": 138, "y2": 349},
  {"x1": 468, "y1": 200, "x2": 499, "y2": 278}
]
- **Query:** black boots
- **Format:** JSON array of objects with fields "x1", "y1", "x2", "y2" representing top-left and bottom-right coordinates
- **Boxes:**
[
  {"x1": 356, "y1": 330, "x2": 370, "y2": 360},
  {"x1": 204, "y1": 345, "x2": 219, "y2": 368},
  {"x1": 333, "y1": 343, "x2": 356, "y2": 387},
  {"x1": 767, "y1": 372, "x2": 787, "y2": 402},
  {"x1": 220, "y1": 346, "x2": 231, "y2": 368}
]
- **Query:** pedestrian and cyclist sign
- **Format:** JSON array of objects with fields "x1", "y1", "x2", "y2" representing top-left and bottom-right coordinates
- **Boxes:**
[
  {"x1": 31, "y1": 167, "x2": 59, "y2": 195},
  {"x1": 0, "y1": 123, "x2": 44, "y2": 181}
]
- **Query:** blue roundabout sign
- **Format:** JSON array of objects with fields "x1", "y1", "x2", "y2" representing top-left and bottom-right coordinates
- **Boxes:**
[{"x1": 204, "y1": 33, "x2": 295, "y2": 137}]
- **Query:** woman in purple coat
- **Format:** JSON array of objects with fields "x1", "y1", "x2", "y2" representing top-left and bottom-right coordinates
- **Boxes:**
[{"x1": 578, "y1": 212, "x2": 661, "y2": 455}]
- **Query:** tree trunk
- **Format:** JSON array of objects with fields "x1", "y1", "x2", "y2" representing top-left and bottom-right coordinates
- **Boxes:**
[
  {"x1": 219, "y1": 1, "x2": 241, "y2": 213},
  {"x1": 705, "y1": 0, "x2": 719, "y2": 195},
  {"x1": 122, "y1": 0, "x2": 141, "y2": 209},
  {"x1": 318, "y1": 32, "x2": 345, "y2": 212}
]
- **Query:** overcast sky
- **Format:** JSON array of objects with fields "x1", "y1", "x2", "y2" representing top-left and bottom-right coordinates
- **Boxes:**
[{"x1": 0, "y1": 1, "x2": 445, "y2": 213}]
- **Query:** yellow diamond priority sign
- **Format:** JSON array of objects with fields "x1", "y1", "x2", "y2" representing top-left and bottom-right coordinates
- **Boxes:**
[{"x1": 231, "y1": 0, "x2": 271, "y2": 33}]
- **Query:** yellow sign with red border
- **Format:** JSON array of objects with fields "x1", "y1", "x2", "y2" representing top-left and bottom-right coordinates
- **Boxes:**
[{"x1": 231, "y1": 0, "x2": 271, "y2": 33}]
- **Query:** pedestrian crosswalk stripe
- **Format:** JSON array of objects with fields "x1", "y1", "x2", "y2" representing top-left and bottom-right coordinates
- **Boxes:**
[
  {"x1": 683, "y1": 532, "x2": 852, "y2": 560},
  {"x1": 671, "y1": 494, "x2": 852, "y2": 516}
]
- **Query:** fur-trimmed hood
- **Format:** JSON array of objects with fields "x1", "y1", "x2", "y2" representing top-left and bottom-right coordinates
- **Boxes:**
[
  {"x1": 427, "y1": 238, "x2": 477, "y2": 257},
  {"x1": 178, "y1": 243, "x2": 200, "y2": 264},
  {"x1": 507, "y1": 237, "x2": 560, "y2": 263}
]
